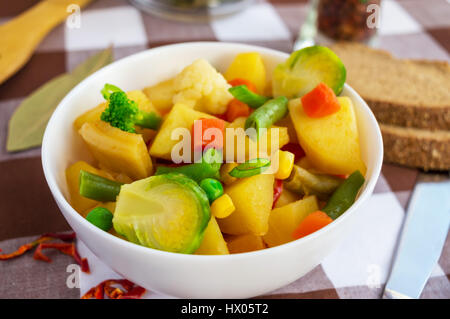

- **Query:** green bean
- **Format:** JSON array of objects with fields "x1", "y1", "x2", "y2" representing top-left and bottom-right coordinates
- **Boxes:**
[
  {"x1": 244, "y1": 96, "x2": 289, "y2": 139},
  {"x1": 155, "y1": 148, "x2": 222, "y2": 183},
  {"x1": 229, "y1": 158, "x2": 271, "y2": 178},
  {"x1": 323, "y1": 170, "x2": 365, "y2": 220},
  {"x1": 79, "y1": 170, "x2": 123, "y2": 202},
  {"x1": 228, "y1": 85, "x2": 270, "y2": 109}
]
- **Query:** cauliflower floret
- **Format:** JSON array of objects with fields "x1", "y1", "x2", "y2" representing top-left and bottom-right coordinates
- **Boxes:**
[{"x1": 172, "y1": 59, "x2": 233, "y2": 115}]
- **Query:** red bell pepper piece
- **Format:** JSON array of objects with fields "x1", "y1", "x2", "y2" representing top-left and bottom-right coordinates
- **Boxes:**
[
  {"x1": 281, "y1": 143, "x2": 305, "y2": 161},
  {"x1": 301, "y1": 82, "x2": 341, "y2": 118},
  {"x1": 272, "y1": 179, "x2": 284, "y2": 209}
]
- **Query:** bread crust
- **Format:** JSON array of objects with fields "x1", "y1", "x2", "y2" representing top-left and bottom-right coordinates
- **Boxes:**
[
  {"x1": 368, "y1": 99, "x2": 450, "y2": 131},
  {"x1": 381, "y1": 124, "x2": 450, "y2": 171},
  {"x1": 330, "y1": 42, "x2": 450, "y2": 170},
  {"x1": 330, "y1": 42, "x2": 450, "y2": 130}
]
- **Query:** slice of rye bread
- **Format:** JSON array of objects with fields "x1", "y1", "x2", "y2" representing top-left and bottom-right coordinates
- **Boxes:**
[
  {"x1": 330, "y1": 42, "x2": 450, "y2": 131},
  {"x1": 381, "y1": 124, "x2": 450, "y2": 171}
]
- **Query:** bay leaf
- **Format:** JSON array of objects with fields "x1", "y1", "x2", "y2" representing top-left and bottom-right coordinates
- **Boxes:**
[{"x1": 6, "y1": 47, "x2": 113, "y2": 152}]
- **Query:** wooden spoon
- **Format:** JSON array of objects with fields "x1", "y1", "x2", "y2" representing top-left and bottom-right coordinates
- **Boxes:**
[{"x1": 0, "y1": 0, "x2": 94, "y2": 85}]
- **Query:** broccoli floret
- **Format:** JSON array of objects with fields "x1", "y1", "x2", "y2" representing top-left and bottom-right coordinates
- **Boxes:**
[
  {"x1": 100, "y1": 84, "x2": 161, "y2": 133},
  {"x1": 101, "y1": 91, "x2": 139, "y2": 133}
]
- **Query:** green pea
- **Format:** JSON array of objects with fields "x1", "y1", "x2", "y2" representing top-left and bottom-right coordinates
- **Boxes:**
[
  {"x1": 200, "y1": 178, "x2": 224, "y2": 203},
  {"x1": 86, "y1": 207, "x2": 113, "y2": 231}
]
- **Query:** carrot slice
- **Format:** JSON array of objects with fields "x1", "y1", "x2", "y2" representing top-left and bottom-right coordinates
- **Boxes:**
[
  {"x1": 225, "y1": 99, "x2": 251, "y2": 122},
  {"x1": 192, "y1": 118, "x2": 225, "y2": 151},
  {"x1": 228, "y1": 78, "x2": 258, "y2": 93},
  {"x1": 292, "y1": 211, "x2": 333, "y2": 239},
  {"x1": 225, "y1": 78, "x2": 258, "y2": 122},
  {"x1": 301, "y1": 82, "x2": 341, "y2": 118}
]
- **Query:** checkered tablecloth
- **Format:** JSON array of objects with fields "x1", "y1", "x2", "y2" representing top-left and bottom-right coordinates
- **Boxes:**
[{"x1": 0, "y1": 0, "x2": 449, "y2": 299}]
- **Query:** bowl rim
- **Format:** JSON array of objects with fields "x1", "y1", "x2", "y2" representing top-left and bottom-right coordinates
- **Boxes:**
[{"x1": 42, "y1": 41, "x2": 383, "y2": 261}]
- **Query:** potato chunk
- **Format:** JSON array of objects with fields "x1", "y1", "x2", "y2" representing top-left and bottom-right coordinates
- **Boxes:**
[
  {"x1": 288, "y1": 97, "x2": 366, "y2": 175},
  {"x1": 224, "y1": 52, "x2": 267, "y2": 94},
  {"x1": 149, "y1": 103, "x2": 218, "y2": 160},
  {"x1": 273, "y1": 188, "x2": 302, "y2": 208},
  {"x1": 218, "y1": 173, "x2": 274, "y2": 236},
  {"x1": 143, "y1": 78, "x2": 176, "y2": 114},
  {"x1": 195, "y1": 217, "x2": 229, "y2": 255},
  {"x1": 79, "y1": 121, "x2": 153, "y2": 180},
  {"x1": 223, "y1": 117, "x2": 289, "y2": 162},
  {"x1": 263, "y1": 195, "x2": 319, "y2": 247},
  {"x1": 227, "y1": 234, "x2": 265, "y2": 254}
]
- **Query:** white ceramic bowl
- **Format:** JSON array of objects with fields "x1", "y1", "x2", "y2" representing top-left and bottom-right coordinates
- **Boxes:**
[{"x1": 42, "y1": 42, "x2": 383, "y2": 298}]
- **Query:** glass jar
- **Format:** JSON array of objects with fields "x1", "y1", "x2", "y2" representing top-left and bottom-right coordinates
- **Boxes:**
[
  {"x1": 129, "y1": 0, "x2": 254, "y2": 22},
  {"x1": 317, "y1": 0, "x2": 381, "y2": 43}
]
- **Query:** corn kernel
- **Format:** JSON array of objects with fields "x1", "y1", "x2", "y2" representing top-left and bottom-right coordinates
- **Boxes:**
[
  {"x1": 211, "y1": 194, "x2": 235, "y2": 219},
  {"x1": 275, "y1": 150, "x2": 295, "y2": 180}
]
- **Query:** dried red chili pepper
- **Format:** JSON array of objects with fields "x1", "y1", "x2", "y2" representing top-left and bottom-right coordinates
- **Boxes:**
[
  {"x1": 73, "y1": 247, "x2": 90, "y2": 273},
  {"x1": 0, "y1": 231, "x2": 89, "y2": 272},
  {"x1": 0, "y1": 236, "x2": 53, "y2": 260},
  {"x1": 105, "y1": 286, "x2": 123, "y2": 299},
  {"x1": 82, "y1": 279, "x2": 146, "y2": 299},
  {"x1": 34, "y1": 243, "x2": 74, "y2": 262},
  {"x1": 33, "y1": 242, "x2": 90, "y2": 273},
  {"x1": 119, "y1": 286, "x2": 147, "y2": 299},
  {"x1": 40, "y1": 232, "x2": 76, "y2": 242},
  {"x1": 82, "y1": 281, "x2": 105, "y2": 299},
  {"x1": 272, "y1": 179, "x2": 284, "y2": 209}
]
